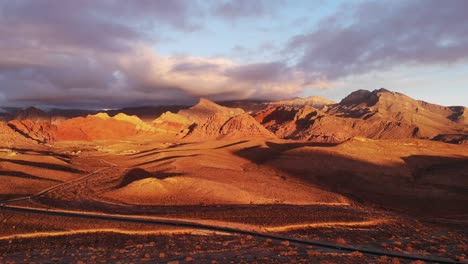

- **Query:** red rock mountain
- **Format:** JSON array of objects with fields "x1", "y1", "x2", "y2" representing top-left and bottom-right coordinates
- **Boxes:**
[
  {"x1": 178, "y1": 98, "x2": 244, "y2": 124},
  {"x1": 56, "y1": 113, "x2": 149, "y2": 141},
  {"x1": 7, "y1": 120, "x2": 57, "y2": 143},
  {"x1": 0, "y1": 121, "x2": 33, "y2": 146},
  {"x1": 255, "y1": 88, "x2": 467, "y2": 143},
  {"x1": 152, "y1": 111, "x2": 193, "y2": 135},
  {"x1": 165, "y1": 98, "x2": 275, "y2": 140},
  {"x1": 9, "y1": 107, "x2": 51, "y2": 123},
  {"x1": 4, "y1": 90, "x2": 465, "y2": 144}
]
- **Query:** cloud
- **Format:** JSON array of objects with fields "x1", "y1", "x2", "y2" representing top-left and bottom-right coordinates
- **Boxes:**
[
  {"x1": 212, "y1": 0, "x2": 283, "y2": 20},
  {"x1": 0, "y1": 42, "x2": 307, "y2": 107},
  {"x1": 287, "y1": 0, "x2": 468, "y2": 80},
  {"x1": 1, "y1": 0, "x2": 465, "y2": 108},
  {"x1": 225, "y1": 62, "x2": 287, "y2": 82},
  {"x1": 171, "y1": 62, "x2": 222, "y2": 74},
  {"x1": 0, "y1": 0, "x2": 307, "y2": 107}
]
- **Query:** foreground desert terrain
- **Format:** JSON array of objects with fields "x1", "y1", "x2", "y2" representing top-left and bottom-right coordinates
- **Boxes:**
[
  {"x1": 1, "y1": 89, "x2": 467, "y2": 263},
  {"x1": 0, "y1": 137, "x2": 467, "y2": 263}
]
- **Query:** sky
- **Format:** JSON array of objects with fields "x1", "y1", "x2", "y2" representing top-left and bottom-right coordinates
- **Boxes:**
[{"x1": 0, "y1": 0, "x2": 467, "y2": 109}]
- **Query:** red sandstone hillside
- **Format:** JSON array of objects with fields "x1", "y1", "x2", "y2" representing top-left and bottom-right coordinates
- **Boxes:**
[
  {"x1": 178, "y1": 98, "x2": 244, "y2": 124},
  {"x1": 151, "y1": 98, "x2": 275, "y2": 140},
  {"x1": 179, "y1": 99, "x2": 275, "y2": 140},
  {"x1": 3, "y1": 99, "x2": 274, "y2": 142},
  {"x1": 3, "y1": 90, "x2": 466, "y2": 144},
  {"x1": 255, "y1": 88, "x2": 467, "y2": 143},
  {"x1": 56, "y1": 113, "x2": 151, "y2": 141},
  {"x1": 7, "y1": 120, "x2": 57, "y2": 143},
  {"x1": 0, "y1": 121, "x2": 33, "y2": 146},
  {"x1": 5, "y1": 113, "x2": 155, "y2": 142}
]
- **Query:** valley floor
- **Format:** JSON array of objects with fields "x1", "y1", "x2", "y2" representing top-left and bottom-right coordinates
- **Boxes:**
[{"x1": 0, "y1": 138, "x2": 467, "y2": 263}]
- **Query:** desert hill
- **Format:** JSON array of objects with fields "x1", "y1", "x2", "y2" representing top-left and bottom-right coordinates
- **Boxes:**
[
  {"x1": 152, "y1": 111, "x2": 193, "y2": 135},
  {"x1": 113, "y1": 113, "x2": 156, "y2": 132},
  {"x1": 8, "y1": 107, "x2": 51, "y2": 123},
  {"x1": 7, "y1": 120, "x2": 57, "y2": 144},
  {"x1": 56, "y1": 113, "x2": 154, "y2": 141},
  {"x1": 255, "y1": 88, "x2": 467, "y2": 143},
  {"x1": 150, "y1": 98, "x2": 274, "y2": 140},
  {"x1": 258, "y1": 137, "x2": 468, "y2": 216},
  {"x1": 184, "y1": 112, "x2": 275, "y2": 140},
  {"x1": 179, "y1": 99, "x2": 275, "y2": 140},
  {"x1": 106, "y1": 105, "x2": 187, "y2": 122},
  {"x1": 2, "y1": 90, "x2": 466, "y2": 144},
  {"x1": 3, "y1": 99, "x2": 274, "y2": 142},
  {"x1": 178, "y1": 98, "x2": 244, "y2": 124},
  {"x1": 218, "y1": 96, "x2": 334, "y2": 112},
  {"x1": 0, "y1": 121, "x2": 34, "y2": 146},
  {"x1": 268, "y1": 96, "x2": 335, "y2": 108},
  {"x1": 218, "y1": 99, "x2": 269, "y2": 113}
]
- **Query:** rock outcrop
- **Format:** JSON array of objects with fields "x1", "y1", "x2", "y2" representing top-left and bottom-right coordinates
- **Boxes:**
[
  {"x1": 255, "y1": 88, "x2": 466, "y2": 144},
  {"x1": 7, "y1": 120, "x2": 57, "y2": 143},
  {"x1": 179, "y1": 99, "x2": 276, "y2": 140},
  {"x1": 56, "y1": 114, "x2": 143, "y2": 141}
]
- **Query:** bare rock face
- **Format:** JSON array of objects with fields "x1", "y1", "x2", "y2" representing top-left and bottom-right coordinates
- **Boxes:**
[
  {"x1": 178, "y1": 99, "x2": 276, "y2": 141},
  {"x1": 152, "y1": 111, "x2": 193, "y2": 135},
  {"x1": 0, "y1": 121, "x2": 33, "y2": 146},
  {"x1": 178, "y1": 98, "x2": 244, "y2": 124},
  {"x1": 184, "y1": 112, "x2": 275, "y2": 140},
  {"x1": 219, "y1": 113, "x2": 276, "y2": 139},
  {"x1": 255, "y1": 89, "x2": 467, "y2": 144},
  {"x1": 7, "y1": 120, "x2": 57, "y2": 143},
  {"x1": 113, "y1": 113, "x2": 155, "y2": 132}
]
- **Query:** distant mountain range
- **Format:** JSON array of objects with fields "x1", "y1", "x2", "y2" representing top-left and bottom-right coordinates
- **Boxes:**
[
  {"x1": 255, "y1": 88, "x2": 466, "y2": 144},
  {"x1": 1, "y1": 89, "x2": 466, "y2": 145}
]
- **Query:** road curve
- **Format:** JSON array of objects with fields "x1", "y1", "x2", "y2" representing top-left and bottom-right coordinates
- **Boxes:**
[{"x1": 0, "y1": 205, "x2": 461, "y2": 264}]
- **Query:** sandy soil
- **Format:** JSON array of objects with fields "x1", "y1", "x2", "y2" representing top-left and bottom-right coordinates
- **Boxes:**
[{"x1": 0, "y1": 137, "x2": 467, "y2": 263}]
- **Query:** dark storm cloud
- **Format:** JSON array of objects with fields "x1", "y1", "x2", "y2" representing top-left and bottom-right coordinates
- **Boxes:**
[
  {"x1": 1, "y1": 0, "x2": 466, "y2": 107},
  {"x1": 288, "y1": 0, "x2": 468, "y2": 80},
  {"x1": 0, "y1": 0, "x2": 204, "y2": 107},
  {"x1": 0, "y1": 0, "x2": 202, "y2": 53},
  {"x1": 0, "y1": 0, "x2": 302, "y2": 107}
]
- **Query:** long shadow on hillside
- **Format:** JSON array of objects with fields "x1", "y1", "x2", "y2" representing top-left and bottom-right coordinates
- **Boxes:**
[
  {"x1": 132, "y1": 148, "x2": 200, "y2": 159},
  {"x1": 112, "y1": 168, "x2": 184, "y2": 189},
  {"x1": 6, "y1": 123, "x2": 51, "y2": 144},
  {"x1": 234, "y1": 142, "x2": 468, "y2": 218},
  {"x1": 402, "y1": 155, "x2": 468, "y2": 194},
  {"x1": 0, "y1": 158, "x2": 84, "y2": 174},
  {"x1": 214, "y1": 140, "x2": 250, "y2": 149},
  {"x1": 129, "y1": 143, "x2": 194, "y2": 157},
  {"x1": 0, "y1": 170, "x2": 63, "y2": 183},
  {"x1": 10, "y1": 148, "x2": 70, "y2": 159},
  {"x1": 133, "y1": 154, "x2": 199, "y2": 167},
  {"x1": 236, "y1": 141, "x2": 338, "y2": 164}
]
